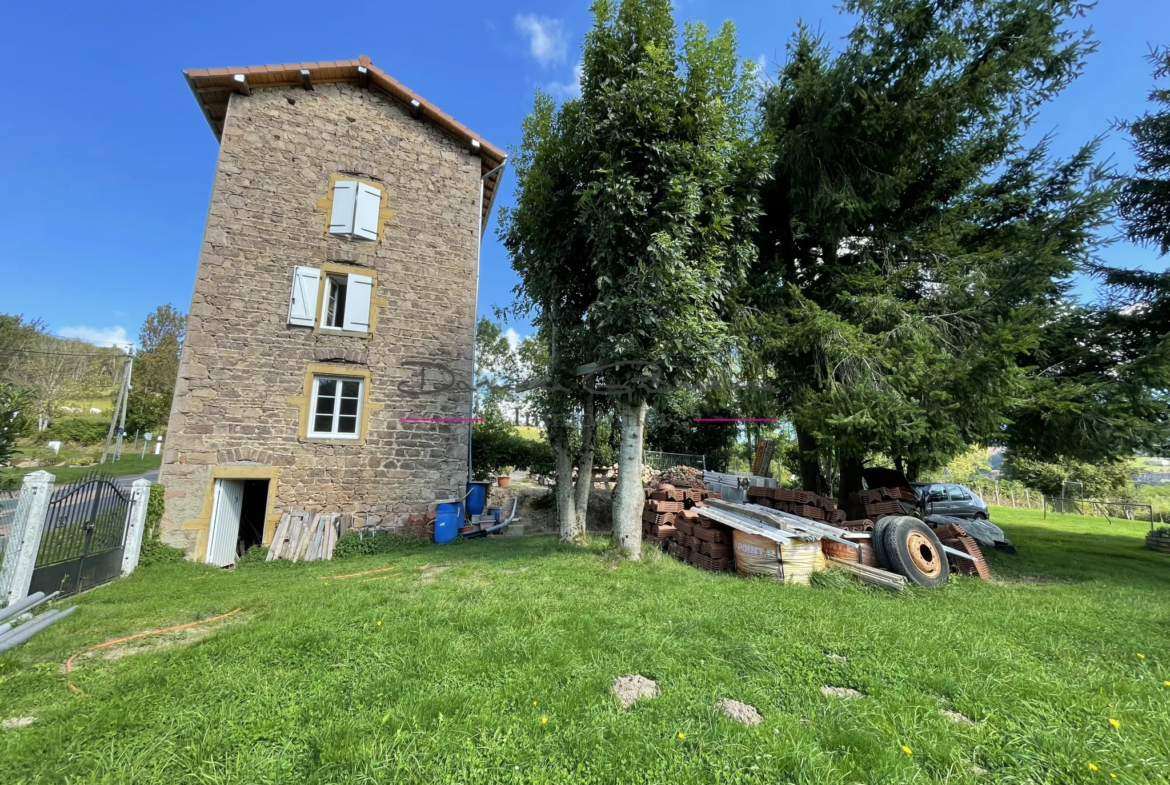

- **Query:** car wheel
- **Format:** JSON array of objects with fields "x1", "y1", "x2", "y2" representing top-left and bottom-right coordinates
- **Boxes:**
[
  {"x1": 880, "y1": 516, "x2": 950, "y2": 588},
  {"x1": 974, "y1": 512, "x2": 988, "y2": 520}
]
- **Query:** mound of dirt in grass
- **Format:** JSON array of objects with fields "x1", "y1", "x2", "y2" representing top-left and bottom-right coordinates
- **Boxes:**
[
  {"x1": 820, "y1": 686, "x2": 864, "y2": 698},
  {"x1": 612, "y1": 674, "x2": 658, "y2": 708},
  {"x1": 942, "y1": 709, "x2": 973, "y2": 724},
  {"x1": 715, "y1": 699, "x2": 762, "y2": 725},
  {"x1": 486, "y1": 485, "x2": 613, "y2": 535},
  {"x1": 2, "y1": 717, "x2": 35, "y2": 729}
]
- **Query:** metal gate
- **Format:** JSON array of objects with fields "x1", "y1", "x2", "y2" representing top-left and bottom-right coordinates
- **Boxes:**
[{"x1": 29, "y1": 472, "x2": 133, "y2": 597}]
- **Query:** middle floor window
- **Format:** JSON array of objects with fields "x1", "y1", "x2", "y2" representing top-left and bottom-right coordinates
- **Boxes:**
[{"x1": 309, "y1": 376, "x2": 363, "y2": 438}]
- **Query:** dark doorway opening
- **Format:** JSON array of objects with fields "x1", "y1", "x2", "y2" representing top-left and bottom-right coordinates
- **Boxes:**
[{"x1": 237, "y1": 479, "x2": 269, "y2": 556}]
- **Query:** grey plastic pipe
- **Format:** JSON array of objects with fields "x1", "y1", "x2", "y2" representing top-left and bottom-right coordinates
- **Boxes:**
[
  {"x1": 0, "y1": 609, "x2": 58, "y2": 646},
  {"x1": 0, "y1": 591, "x2": 58, "y2": 624},
  {"x1": 0, "y1": 606, "x2": 76, "y2": 653},
  {"x1": 482, "y1": 498, "x2": 519, "y2": 534}
]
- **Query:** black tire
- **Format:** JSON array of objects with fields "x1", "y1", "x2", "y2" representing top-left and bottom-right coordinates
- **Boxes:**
[
  {"x1": 881, "y1": 516, "x2": 950, "y2": 588},
  {"x1": 872, "y1": 517, "x2": 893, "y2": 569},
  {"x1": 974, "y1": 512, "x2": 988, "y2": 520}
]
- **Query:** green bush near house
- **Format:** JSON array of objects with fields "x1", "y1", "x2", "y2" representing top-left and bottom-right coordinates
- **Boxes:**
[
  {"x1": 332, "y1": 531, "x2": 432, "y2": 558},
  {"x1": 136, "y1": 482, "x2": 186, "y2": 567}
]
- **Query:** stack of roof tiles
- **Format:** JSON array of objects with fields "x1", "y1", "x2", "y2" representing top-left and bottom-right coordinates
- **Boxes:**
[
  {"x1": 746, "y1": 486, "x2": 848, "y2": 524},
  {"x1": 643, "y1": 482, "x2": 732, "y2": 572},
  {"x1": 933, "y1": 522, "x2": 991, "y2": 580},
  {"x1": 847, "y1": 487, "x2": 917, "y2": 521}
]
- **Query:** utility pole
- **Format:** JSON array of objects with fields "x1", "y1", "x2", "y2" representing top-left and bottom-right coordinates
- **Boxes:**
[
  {"x1": 100, "y1": 356, "x2": 129, "y2": 464},
  {"x1": 113, "y1": 355, "x2": 133, "y2": 461}
]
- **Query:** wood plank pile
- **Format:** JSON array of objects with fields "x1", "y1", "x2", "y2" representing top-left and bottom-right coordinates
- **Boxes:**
[
  {"x1": 847, "y1": 487, "x2": 917, "y2": 520},
  {"x1": 266, "y1": 511, "x2": 347, "y2": 562},
  {"x1": 747, "y1": 486, "x2": 848, "y2": 524},
  {"x1": 933, "y1": 522, "x2": 991, "y2": 579}
]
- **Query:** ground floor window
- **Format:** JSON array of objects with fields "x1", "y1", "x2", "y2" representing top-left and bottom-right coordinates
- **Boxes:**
[{"x1": 309, "y1": 376, "x2": 363, "y2": 438}]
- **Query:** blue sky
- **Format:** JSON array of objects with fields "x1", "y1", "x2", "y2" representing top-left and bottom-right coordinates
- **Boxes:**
[{"x1": 0, "y1": 1, "x2": 1167, "y2": 351}]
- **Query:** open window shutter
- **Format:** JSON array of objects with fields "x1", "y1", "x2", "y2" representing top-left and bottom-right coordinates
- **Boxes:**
[
  {"x1": 343, "y1": 274, "x2": 373, "y2": 332},
  {"x1": 287, "y1": 266, "x2": 321, "y2": 326},
  {"x1": 328, "y1": 180, "x2": 358, "y2": 236},
  {"x1": 352, "y1": 184, "x2": 382, "y2": 241}
]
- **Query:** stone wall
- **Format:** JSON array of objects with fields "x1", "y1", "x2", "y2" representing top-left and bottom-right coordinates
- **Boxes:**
[{"x1": 159, "y1": 82, "x2": 481, "y2": 556}]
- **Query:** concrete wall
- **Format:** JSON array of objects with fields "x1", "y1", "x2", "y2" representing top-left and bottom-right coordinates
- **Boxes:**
[{"x1": 159, "y1": 82, "x2": 480, "y2": 558}]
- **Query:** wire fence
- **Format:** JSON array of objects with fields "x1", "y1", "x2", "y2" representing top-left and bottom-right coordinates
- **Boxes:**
[
  {"x1": 0, "y1": 489, "x2": 18, "y2": 557},
  {"x1": 643, "y1": 450, "x2": 706, "y2": 472},
  {"x1": 968, "y1": 481, "x2": 1164, "y2": 524}
]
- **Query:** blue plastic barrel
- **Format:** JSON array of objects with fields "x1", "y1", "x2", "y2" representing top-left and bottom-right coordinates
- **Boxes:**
[
  {"x1": 465, "y1": 482, "x2": 491, "y2": 516},
  {"x1": 434, "y1": 501, "x2": 463, "y2": 544}
]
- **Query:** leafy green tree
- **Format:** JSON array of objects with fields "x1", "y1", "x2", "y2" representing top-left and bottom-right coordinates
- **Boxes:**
[
  {"x1": 1002, "y1": 455, "x2": 1131, "y2": 499},
  {"x1": 500, "y1": 84, "x2": 599, "y2": 544},
  {"x1": 1008, "y1": 46, "x2": 1170, "y2": 464},
  {"x1": 743, "y1": 0, "x2": 1112, "y2": 502},
  {"x1": 575, "y1": 0, "x2": 768, "y2": 557},
  {"x1": 0, "y1": 382, "x2": 30, "y2": 466},
  {"x1": 126, "y1": 305, "x2": 185, "y2": 433}
]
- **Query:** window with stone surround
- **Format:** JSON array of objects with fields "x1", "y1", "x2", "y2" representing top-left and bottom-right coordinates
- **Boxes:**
[
  {"x1": 328, "y1": 180, "x2": 382, "y2": 241},
  {"x1": 309, "y1": 376, "x2": 363, "y2": 438},
  {"x1": 287, "y1": 264, "x2": 377, "y2": 335}
]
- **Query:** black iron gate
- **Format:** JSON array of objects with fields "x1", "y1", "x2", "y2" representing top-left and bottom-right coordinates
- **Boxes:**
[{"x1": 29, "y1": 472, "x2": 133, "y2": 597}]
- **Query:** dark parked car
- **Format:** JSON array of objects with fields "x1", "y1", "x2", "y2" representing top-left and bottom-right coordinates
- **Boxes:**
[{"x1": 912, "y1": 483, "x2": 990, "y2": 519}]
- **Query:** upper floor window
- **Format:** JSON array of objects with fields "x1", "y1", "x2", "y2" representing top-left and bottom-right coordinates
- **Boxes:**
[
  {"x1": 328, "y1": 180, "x2": 382, "y2": 241},
  {"x1": 287, "y1": 265, "x2": 374, "y2": 334}
]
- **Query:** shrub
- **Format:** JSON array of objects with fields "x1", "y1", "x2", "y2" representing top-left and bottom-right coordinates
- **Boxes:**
[
  {"x1": 333, "y1": 531, "x2": 431, "y2": 558},
  {"x1": 146, "y1": 483, "x2": 165, "y2": 536},
  {"x1": 237, "y1": 545, "x2": 270, "y2": 565},
  {"x1": 43, "y1": 418, "x2": 110, "y2": 445},
  {"x1": 138, "y1": 537, "x2": 186, "y2": 567}
]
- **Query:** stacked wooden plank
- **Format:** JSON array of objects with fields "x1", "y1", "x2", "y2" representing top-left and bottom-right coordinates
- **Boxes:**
[
  {"x1": 933, "y1": 522, "x2": 991, "y2": 579},
  {"x1": 266, "y1": 511, "x2": 346, "y2": 562}
]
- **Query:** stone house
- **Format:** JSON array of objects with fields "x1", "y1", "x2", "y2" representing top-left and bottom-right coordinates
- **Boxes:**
[{"x1": 158, "y1": 56, "x2": 506, "y2": 564}]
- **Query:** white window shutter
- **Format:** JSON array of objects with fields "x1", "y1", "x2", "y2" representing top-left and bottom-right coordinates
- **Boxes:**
[
  {"x1": 352, "y1": 184, "x2": 382, "y2": 241},
  {"x1": 328, "y1": 180, "x2": 358, "y2": 236},
  {"x1": 343, "y1": 274, "x2": 373, "y2": 332},
  {"x1": 287, "y1": 266, "x2": 321, "y2": 326}
]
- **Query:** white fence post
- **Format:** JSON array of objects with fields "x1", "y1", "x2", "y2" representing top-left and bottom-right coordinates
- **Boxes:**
[
  {"x1": 121, "y1": 480, "x2": 152, "y2": 576},
  {"x1": 0, "y1": 471, "x2": 56, "y2": 606}
]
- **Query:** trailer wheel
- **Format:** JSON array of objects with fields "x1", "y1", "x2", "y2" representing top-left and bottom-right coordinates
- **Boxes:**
[
  {"x1": 881, "y1": 516, "x2": 950, "y2": 587},
  {"x1": 872, "y1": 517, "x2": 893, "y2": 570}
]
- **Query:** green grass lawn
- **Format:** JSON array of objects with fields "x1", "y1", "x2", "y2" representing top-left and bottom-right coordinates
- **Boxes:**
[
  {"x1": 1, "y1": 454, "x2": 161, "y2": 487},
  {"x1": 2, "y1": 507, "x2": 1169, "y2": 783}
]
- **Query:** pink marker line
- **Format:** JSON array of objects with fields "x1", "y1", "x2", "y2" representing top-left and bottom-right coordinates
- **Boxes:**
[
  {"x1": 693, "y1": 418, "x2": 780, "y2": 422},
  {"x1": 399, "y1": 418, "x2": 482, "y2": 422}
]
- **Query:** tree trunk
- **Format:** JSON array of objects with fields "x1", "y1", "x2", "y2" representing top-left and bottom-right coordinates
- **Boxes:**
[
  {"x1": 549, "y1": 418, "x2": 578, "y2": 543},
  {"x1": 612, "y1": 398, "x2": 647, "y2": 559},
  {"x1": 570, "y1": 393, "x2": 596, "y2": 545},
  {"x1": 794, "y1": 423, "x2": 824, "y2": 494},
  {"x1": 905, "y1": 461, "x2": 920, "y2": 482},
  {"x1": 837, "y1": 454, "x2": 865, "y2": 510}
]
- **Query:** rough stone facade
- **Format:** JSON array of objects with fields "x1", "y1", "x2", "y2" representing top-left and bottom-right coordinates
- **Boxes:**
[{"x1": 159, "y1": 82, "x2": 481, "y2": 558}]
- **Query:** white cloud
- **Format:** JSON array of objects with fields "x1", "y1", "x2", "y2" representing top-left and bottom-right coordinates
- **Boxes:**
[
  {"x1": 547, "y1": 61, "x2": 584, "y2": 101},
  {"x1": 58, "y1": 325, "x2": 133, "y2": 350},
  {"x1": 504, "y1": 327, "x2": 523, "y2": 352},
  {"x1": 754, "y1": 54, "x2": 770, "y2": 88},
  {"x1": 514, "y1": 14, "x2": 568, "y2": 68}
]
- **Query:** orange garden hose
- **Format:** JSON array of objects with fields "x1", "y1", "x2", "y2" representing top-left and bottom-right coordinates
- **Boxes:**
[
  {"x1": 319, "y1": 566, "x2": 395, "y2": 580},
  {"x1": 64, "y1": 608, "x2": 243, "y2": 693}
]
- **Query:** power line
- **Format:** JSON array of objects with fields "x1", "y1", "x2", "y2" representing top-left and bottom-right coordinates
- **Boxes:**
[{"x1": 0, "y1": 347, "x2": 130, "y2": 358}]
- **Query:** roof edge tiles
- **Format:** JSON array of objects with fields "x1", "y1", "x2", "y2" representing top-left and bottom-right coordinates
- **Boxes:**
[{"x1": 184, "y1": 55, "x2": 506, "y2": 226}]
